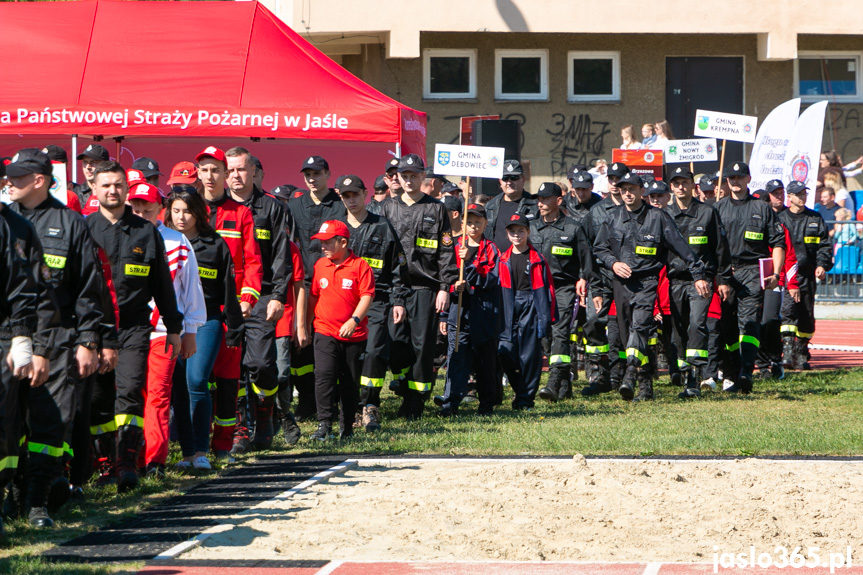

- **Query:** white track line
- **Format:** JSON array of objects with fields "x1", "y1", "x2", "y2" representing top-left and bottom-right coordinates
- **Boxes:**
[
  {"x1": 313, "y1": 559, "x2": 344, "y2": 575},
  {"x1": 151, "y1": 460, "x2": 357, "y2": 560},
  {"x1": 810, "y1": 344, "x2": 863, "y2": 352},
  {"x1": 643, "y1": 562, "x2": 663, "y2": 575}
]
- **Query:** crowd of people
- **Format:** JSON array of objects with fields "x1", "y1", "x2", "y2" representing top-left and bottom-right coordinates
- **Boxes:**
[{"x1": 0, "y1": 139, "x2": 840, "y2": 536}]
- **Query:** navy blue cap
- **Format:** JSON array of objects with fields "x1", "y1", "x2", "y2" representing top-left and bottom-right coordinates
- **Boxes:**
[
  {"x1": 300, "y1": 155, "x2": 329, "y2": 172},
  {"x1": 502, "y1": 159, "x2": 523, "y2": 176},
  {"x1": 505, "y1": 213, "x2": 531, "y2": 229},
  {"x1": 607, "y1": 162, "x2": 631, "y2": 178},
  {"x1": 765, "y1": 179, "x2": 785, "y2": 194},
  {"x1": 569, "y1": 171, "x2": 593, "y2": 189},
  {"x1": 724, "y1": 161, "x2": 750, "y2": 178},
  {"x1": 668, "y1": 166, "x2": 693, "y2": 181},
  {"x1": 335, "y1": 175, "x2": 366, "y2": 193},
  {"x1": 6, "y1": 148, "x2": 53, "y2": 177},
  {"x1": 397, "y1": 154, "x2": 425, "y2": 173},
  {"x1": 617, "y1": 172, "x2": 643, "y2": 188},
  {"x1": 132, "y1": 157, "x2": 162, "y2": 177},
  {"x1": 536, "y1": 182, "x2": 562, "y2": 197},
  {"x1": 786, "y1": 181, "x2": 809, "y2": 195},
  {"x1": 646, "y1": 180, "x2": 670, "y2": 195},
  {"x1": 76, "y1": 144, "x2": 109, "y2": 162}
]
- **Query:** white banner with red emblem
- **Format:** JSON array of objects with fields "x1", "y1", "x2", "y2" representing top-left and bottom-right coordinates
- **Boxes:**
[
  {"x1": 748, "y1": 98, "x2": 801, "y2": 193},
  {"x1": 782, "y1": 100, "x2": 828, "y2": 209},
  {"x1": 433, "y1": 144, "x2": 505, "y2": 179}
]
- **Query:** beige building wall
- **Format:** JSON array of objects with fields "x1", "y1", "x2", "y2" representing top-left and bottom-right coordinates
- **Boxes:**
[{"x1": 265, "y1": 1, "x2": 863, "y2": 186}]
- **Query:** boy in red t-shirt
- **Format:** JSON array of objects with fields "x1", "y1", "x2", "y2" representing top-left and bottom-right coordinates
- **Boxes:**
[{"x1": 308, "y1": 220, "x2": 375, "y2": 440}]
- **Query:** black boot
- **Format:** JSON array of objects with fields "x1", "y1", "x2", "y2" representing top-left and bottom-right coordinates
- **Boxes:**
[
  {"x1": 116, "y1": 425, "x2": 143, "y2": 494},
  {"x1": 797, "y1": 338, "x2": 811, "y2": 371},
  {"x1": 557, "y1": 369, "x2": 573, "y2": 401},
  {"x1": 25, "y1": 466, "x2": 55, "y2": 528},
  {"x1": 619, "y1": 365, "x2": 637, "y2": 400},
  {"x1": 253, "y1": 395, "x2": 275, "y2": 450},
  {"x1": 399, "y1": 389, "x2": 424, "y2": 421},
  {"x1": 633, "y1": 367, "x2": 654, "y2": 402},
  {"x1": 231, "y1": 393, "x2": 252, "y2": 455},
  {"x1": 92, "y1": 432, "x2": 117, "y2": 488},
  {"x1": 581, "y1": 355, "x2": 612, "y2": 396},
  {"x1": 538, "y1": 367, "x2": 562, "y2": 402},
  {"x1": 678, "y1": 366, "x2": 701, "y2": 399},
  {"x1": 46, "y1": 476, "x2": 71, "y2": 515},
  {"x1": 281, "y1": 411, "x2": 301, "y2": 446},
  {"x1": 781, "y1": 335, "x2": 797, "y2": 370}
]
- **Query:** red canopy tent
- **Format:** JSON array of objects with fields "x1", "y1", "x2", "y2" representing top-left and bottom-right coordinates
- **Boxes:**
[{"x1": 0, "y1": 0, "x2": 426, "y2": 186}]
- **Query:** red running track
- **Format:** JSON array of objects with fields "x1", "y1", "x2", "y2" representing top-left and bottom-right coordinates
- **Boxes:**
[{"x1": 809, "y1": 319, "x2": 863, "y2": 369}]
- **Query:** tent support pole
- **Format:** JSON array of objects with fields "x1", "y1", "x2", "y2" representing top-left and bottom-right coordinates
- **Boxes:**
[
  {"x1": 71, "y1": 135, "x2": 78, "y2": 184},
  {"x1": 395, "y1": 142, "x2": 401, "y2": 158}
]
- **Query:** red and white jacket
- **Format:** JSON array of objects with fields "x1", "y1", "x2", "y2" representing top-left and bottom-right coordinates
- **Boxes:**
[{"x1": 149, "y1": 222, "x2": 206, "y2": 339}]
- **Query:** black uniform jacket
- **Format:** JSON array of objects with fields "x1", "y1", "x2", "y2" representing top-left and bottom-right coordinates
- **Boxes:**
[
  {"x1": 594, "y1": 202, "x2": 707, "y2": 282},
  {"x1": 235, "y1": 187, "x2": 292, "y2": 303},
  {"x1": 381, "y1": 192, "x2": 458, "y2": 291},
  {"x1": 86, "y1": 205, "x2": 183, "y2": 333},
  {"x1": 346, "y1": 212, "x2": 410, "y2": 306}
]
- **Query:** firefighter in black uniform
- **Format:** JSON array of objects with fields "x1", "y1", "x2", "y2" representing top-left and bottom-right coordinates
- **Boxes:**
[
  {"x1": 1, "y1": 155, "x2": 62, "y2": 528},
  {"x1": 288, "y1": 156, "x2": 347, "y2": 420},
  {"x1": 483, "y1": 160, "x2": 539, "y2": 253},
  {"x1": 0, "y1": 208, "x2": 39, "y2": 538},
  {"x1": 594, "y1": 172, "x2": 709, "y2": 402},
  {"x1": 370, "y1": 158, "x2": 415, "y2": 393},
  {"x1": 564, "y1": 168, "x2": 602, "y2": 224},
  {"x1": 382, "y1": 154, "x2": 458, "y2": 419},
  {"x1": 530, "y1": 182, "x2": 591, "y2": 401},
  {"x1": 337, "y1": 175, "x2": 409, "y2": 430},
  {"x1": 5, "y1": 149, "x2": 110, "y2": 526},
  {"x1": 224, "y1": 147, "x2": 292, "y2": 451},
  {"x1": 86, "y1": 161, "x2": 183, "y2": 493},
  {"x1": 580, "y1": 162, "x2": 629, "y2": 396},
  {"x1": 563, "y1": 169, "x2": 602, "y2": 379},
  {"x1": 777, "y1": 181, "x2": 832, "y2": 370},
  {"x1": 713, "y1": 162, "x2": 786, "y2": 393},
  {"x1": 664, "y1": 165, "x2": 731, "y2": 398},
  {"x1": 73, "y1": 144, "x2": 110, "y2": 212}
]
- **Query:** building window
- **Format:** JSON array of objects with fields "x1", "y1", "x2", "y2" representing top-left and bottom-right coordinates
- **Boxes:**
[
  {"x1": 495, "y1": 49, "x2": 548, "y2": 101},
  {"x1": 795, "y1": 52, "x2": 862, "y2": 103},
  {"x1": 567, "y1": 51, "x2": 620, "y2": 102},
  {"x1": 423, "y1": 49, "x2": 477, "y2": 99}
]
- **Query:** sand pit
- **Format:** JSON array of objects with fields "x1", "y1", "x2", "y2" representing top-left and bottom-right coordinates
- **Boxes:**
[{"x1": 182, "y1": 458, "x2": 863, "y2": 563}]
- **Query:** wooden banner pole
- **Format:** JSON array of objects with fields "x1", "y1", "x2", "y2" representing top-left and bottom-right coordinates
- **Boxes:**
[{"x1": 454, "y1": 178, "x2": 471, "y2": 352}]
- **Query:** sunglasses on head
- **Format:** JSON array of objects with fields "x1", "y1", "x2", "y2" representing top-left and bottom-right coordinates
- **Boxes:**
[
  {"x1": 501, "y1": 175, "x2": 521, "y2": 182},
  {"x1": 171, "y1": 184, "x2": 198, "y2": 195}
]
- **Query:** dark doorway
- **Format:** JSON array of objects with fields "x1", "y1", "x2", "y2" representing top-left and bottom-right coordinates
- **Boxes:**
[{"x1": 666, "y1": 57, "x2": 744, "y2": 176}]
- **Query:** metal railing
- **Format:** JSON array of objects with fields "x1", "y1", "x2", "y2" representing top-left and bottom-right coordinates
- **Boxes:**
[{"x1": 815, "y1": 220, "x2": 863, "y2": 302}]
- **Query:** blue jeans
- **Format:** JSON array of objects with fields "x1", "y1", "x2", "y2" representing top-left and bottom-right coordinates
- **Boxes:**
[{"x1": 172, "y1": 318, "x2": 223, "y2": 455}]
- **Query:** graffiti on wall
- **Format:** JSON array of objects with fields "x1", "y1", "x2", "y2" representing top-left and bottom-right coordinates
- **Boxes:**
[{"x1": 546, "y1": 113, "x2": 610, "y2": 179}]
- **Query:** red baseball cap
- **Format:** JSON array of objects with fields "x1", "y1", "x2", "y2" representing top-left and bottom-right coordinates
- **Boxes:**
[
  {"x1": 127, "y1": 169, "x2": 146, "y2": 185},
  {"x1": 196, "y1": 146, "x2": 227, "y2": 165},
  {"x1": 128, "y1": 182, "x2": 161, "y2": 204},
  {"x1": 167, "y1": 161, "x2": 198, "y2": 186},
  {"x1": 311, "y1": 220, "x2": 350, "y2": 241}
]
